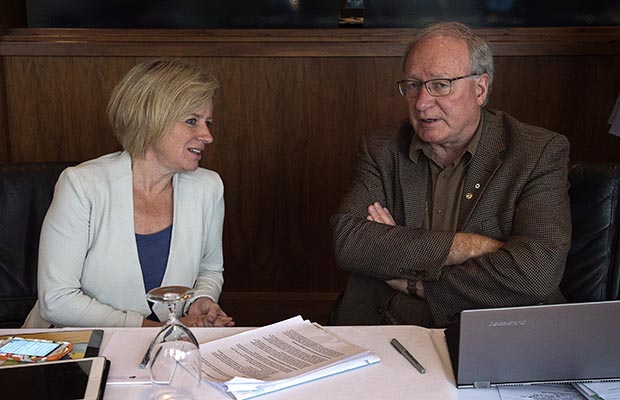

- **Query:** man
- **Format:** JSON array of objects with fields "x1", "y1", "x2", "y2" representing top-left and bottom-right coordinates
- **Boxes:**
[{"x1": 330, "y1": 22, "x2": 571, "y2": 328}]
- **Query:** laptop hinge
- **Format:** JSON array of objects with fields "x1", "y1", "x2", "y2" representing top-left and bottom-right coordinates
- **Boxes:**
[{"x1": 474, "y1": 381, "x2": 491, "y2": 389}]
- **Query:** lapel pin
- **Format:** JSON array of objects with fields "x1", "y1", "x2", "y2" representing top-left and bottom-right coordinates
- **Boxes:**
[{"x1": 465, "y1": 193, "x2": 474, "y2": 200}]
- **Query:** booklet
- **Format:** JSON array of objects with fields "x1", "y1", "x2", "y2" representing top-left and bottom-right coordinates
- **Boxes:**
[{"x1": 199, "y1": 315, "x2": 381, "y2": 400}]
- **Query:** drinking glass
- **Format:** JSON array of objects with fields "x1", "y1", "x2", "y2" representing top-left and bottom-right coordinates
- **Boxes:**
[{"x1": 141, "y1": 285, "x2": 202, "y2": 400}]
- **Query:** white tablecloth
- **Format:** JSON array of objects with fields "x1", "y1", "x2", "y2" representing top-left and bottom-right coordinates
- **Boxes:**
[{"x1": 3, "y1": 324, "x2": 500, "y2": 400}]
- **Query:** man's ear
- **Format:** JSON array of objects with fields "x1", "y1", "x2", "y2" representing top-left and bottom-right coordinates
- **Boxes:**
[{"x1": 475, "y1": 73, "x2": 490, "y2": 106}]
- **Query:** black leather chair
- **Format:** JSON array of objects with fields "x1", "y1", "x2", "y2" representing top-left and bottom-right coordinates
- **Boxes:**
[
  {"x1": 561, "y1": 163, "x2": 620, "y2": 302},
  {"x1": 0, "y1": 161, "x2": 77, "y2": 328},
  {"x1": 329, "y1": 162, "x2": 620, "y2": 325}
]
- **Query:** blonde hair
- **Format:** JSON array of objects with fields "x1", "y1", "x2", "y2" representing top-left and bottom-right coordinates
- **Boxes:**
[
  {"x1": 402, "y1": 22, "x2": 494, "y2": 105},
  {"x1": 107, "y1": 58, "x2": 219, "y2": 157}
]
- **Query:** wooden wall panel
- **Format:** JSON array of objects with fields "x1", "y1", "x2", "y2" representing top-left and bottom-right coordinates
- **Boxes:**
[
  {"x1": 0, "y1": 59, "x2": 9, "y2": 163},
  {"x1": 4, "y1": 57, "x2": 131, "y2": 161},
  {"x1": 1, "y1": 28, "x2": 619, "y2": 326},
  {"x1": 0, "y1": 0, "x2": 27, "y2": 29},
  {"x1": 204, "y1": 57, "x2": 406, "y2": 294},
  {"x1": 491, "y1": 55, "x2": 620, "y2": 162}
]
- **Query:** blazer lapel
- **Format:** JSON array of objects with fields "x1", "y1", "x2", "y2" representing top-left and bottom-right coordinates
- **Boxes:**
[
  {"x1": 399, "y1": 146, "x2": 429, "y2": 229},
  {"x1": 458, "y1": 112, "x2": 507, "y2": 229}
]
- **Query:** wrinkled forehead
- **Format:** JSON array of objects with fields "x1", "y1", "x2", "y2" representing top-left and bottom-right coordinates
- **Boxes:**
[{"x1": 405, "y1": 35, "x2": 471, "y2": 77}]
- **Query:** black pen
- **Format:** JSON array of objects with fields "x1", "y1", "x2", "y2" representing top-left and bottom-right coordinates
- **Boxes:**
[{"x1": 390, "y1": 338, "x2": 426, "y2": 374}]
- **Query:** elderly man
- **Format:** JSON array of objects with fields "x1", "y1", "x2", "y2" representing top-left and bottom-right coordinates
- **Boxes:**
[{"x1": 330, "y1": 22, "x2": 571, "y2": 328}]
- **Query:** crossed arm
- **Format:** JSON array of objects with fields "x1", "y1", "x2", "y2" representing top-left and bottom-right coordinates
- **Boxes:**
[
  {"x1": 367, "y1": 202, "x2": 503, "y2": 265},
  {"x1": 366, "y1": 202, "x2": 503, "y2": 297}
]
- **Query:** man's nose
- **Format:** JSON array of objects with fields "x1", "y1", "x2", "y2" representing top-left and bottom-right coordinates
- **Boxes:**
[{"x1": 414, "y1": 86, "x2": 435, "y2": 111}]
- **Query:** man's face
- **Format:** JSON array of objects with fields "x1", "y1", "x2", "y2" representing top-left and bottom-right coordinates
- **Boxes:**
[{"x1": 403, "y1": 35, "x2": 489, "y2": 149}]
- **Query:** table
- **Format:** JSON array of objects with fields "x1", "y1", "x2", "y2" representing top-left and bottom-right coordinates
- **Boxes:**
[{"x1": 3, "y1": 325, "x2": 501, "y2": 400}]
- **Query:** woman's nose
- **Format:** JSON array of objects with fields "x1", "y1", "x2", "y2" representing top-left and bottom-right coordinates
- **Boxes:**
[{"x1": 198, "y1": 124, "x2": 214, "y2": 144}]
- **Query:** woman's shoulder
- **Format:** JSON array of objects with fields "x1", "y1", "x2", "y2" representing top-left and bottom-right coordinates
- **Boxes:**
[
  {"x1": 57, "y1": 151, "x2": 131, "y2": 195},
  {"x1": 178, "y1": 167, "x2": 223, "y2": 193},
  {"x1": 65, "y1": 151, "x2": 130, "y2": 179}
]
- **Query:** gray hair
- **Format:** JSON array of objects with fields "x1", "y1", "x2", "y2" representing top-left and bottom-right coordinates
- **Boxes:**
[{"x1": 402, "y1": 22, "x2": 494, "y2": 105}]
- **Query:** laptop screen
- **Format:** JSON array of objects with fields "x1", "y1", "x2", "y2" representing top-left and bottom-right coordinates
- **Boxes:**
[{"x1": 447, "y1": 301, "x2": 620, "y2": 388}]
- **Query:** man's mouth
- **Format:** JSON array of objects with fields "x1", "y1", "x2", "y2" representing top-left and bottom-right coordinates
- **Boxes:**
[
  {"x1": 188, "y1": 148, "x2": 202, "y2": 155},
  {"x1": 420, "y1": 118, "x2": 439, "y2": 123}
]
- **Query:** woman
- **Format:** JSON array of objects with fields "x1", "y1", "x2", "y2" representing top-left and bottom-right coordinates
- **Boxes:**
[{"x1": 23, "y1": 58, "x2": 234, "y2": 328}]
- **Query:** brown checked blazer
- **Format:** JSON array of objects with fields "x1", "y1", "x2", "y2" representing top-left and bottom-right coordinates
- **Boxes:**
[{"x1": 331, "y1": 109, "x2": 571, "y2": 327}]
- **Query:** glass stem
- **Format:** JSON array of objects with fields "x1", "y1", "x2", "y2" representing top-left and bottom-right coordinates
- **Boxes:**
[{"x1": 167, "y1": 302, "x2": 178, "y2": 324}]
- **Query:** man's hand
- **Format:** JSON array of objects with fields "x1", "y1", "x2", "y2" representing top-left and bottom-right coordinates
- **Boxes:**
[
  {"x1": 367, "y1": 202, "x2": 396, "y2": 226},
  {"x1": 446, "y1": 232, "x2": 504, "y2": 265},
  {"x1": 188, "y1": 297, "x2": 235, "y2": 327},
  {"x1": 386, "y1": 279, "x2": 408, "y2": 293},
  {"x1": 369, "y1": 202, "x2": 427, "y2": 297}
]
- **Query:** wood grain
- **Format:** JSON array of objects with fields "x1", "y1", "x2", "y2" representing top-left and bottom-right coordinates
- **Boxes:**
[
  {"x1": 219, "y1": 291, "x2": 340, "y2": 326},
  {"x1": 0, "y1": 59, "x2": 9, "y2": 163},
  {"x1": 0, "y1": 0, "x2": 27, "y2": 29},
  {"x1": 1, "y1": 27, "x2": 619, "y2": 57}
]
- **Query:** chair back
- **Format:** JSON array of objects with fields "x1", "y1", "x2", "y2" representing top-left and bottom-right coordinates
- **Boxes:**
[
  {"x1": 0, "y1": 161, "x2": 77, "y2": 328},
  {"x1": 562, "y1": 162, "x2": 620, "y2": 302}
]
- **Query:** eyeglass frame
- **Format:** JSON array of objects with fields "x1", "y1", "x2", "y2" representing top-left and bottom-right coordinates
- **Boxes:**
[{"x1": 397, "y1": 73, "x2": 481, "y2": 98}]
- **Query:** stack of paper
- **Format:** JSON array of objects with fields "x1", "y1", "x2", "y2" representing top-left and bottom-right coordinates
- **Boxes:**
[
  {"x1": 199, "y1": 316, "x2": 381, "y2": 400},
  {"x1": 574, "y1": 382, "x2": 620, "y2": 400}
]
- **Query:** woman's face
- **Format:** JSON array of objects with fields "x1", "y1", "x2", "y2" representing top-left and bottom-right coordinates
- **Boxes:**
[{"x1": 148, "y1": 99, "x2": 214, "y2": 174}]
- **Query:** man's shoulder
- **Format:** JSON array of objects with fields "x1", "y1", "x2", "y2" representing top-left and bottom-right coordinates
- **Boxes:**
[
  {"x1": 485, "y1": 109, "x2": 568, "y2": 146},
  {"x1": 364, "y1": 119, "x2": 413, "y2": 151}
]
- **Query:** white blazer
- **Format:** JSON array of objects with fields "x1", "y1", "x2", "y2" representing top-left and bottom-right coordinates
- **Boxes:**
[{"x1": 23, "y1": 151, "x2": 225, "y2": 327}]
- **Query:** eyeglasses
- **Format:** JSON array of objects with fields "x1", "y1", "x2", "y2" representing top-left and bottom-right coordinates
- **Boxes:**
[{"x1": 397, "y1": 73, "x2": 480, "y2": 97}]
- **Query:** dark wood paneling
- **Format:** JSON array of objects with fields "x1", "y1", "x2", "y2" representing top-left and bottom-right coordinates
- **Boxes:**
[
  {"x1": 0, "y1": 0, "x2": 27, "y2": 29},
  {"x1": 1, "y1": 27, "x2": 619, "y2": 57},
  {"x1": 1, "y1": 28, "x2": 619, "y2": 323},
  {"x1": 4, "y1": 57, "x2": 128, "y2": 161},
  {"x1": 205, "y1": 57, "x2": 406, "y2": 292},
  {"x1": 0, "y1": 59, "x2": 9, "y2": 163},
  {"x1": 490, "y1": 55, "x2": 620, "y2": 162},
  {"x1": 219, "y1": 292, "x2": 340, "y2": 327}
]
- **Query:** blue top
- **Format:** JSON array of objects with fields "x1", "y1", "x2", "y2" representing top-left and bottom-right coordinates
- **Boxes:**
[{"x1": 135, "y1": 225, "x2": 172, "y2": 294}]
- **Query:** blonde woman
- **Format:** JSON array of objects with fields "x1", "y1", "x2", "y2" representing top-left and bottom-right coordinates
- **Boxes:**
[{"x1": 24, "y1": 58, "x2": 234, "y2": 328}]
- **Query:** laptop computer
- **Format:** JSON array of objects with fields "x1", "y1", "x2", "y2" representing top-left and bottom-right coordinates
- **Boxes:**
[{"x1": 445, "y1": 300, "x2": 620, "y2": 388}]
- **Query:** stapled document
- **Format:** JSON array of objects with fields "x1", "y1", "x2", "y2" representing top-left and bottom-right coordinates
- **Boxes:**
[{"x1": 199, "y1": 315, "x2": 381, "y2": 399}]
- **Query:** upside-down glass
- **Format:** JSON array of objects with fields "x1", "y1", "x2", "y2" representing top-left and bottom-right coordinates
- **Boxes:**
[{"x1": 141, "y1": 286, "x2": 202, "y2": 400}]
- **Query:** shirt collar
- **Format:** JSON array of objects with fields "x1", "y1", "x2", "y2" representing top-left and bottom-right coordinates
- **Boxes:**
[{"x1": 409, "y1": 112, "x2": 485, "y2": 167}]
